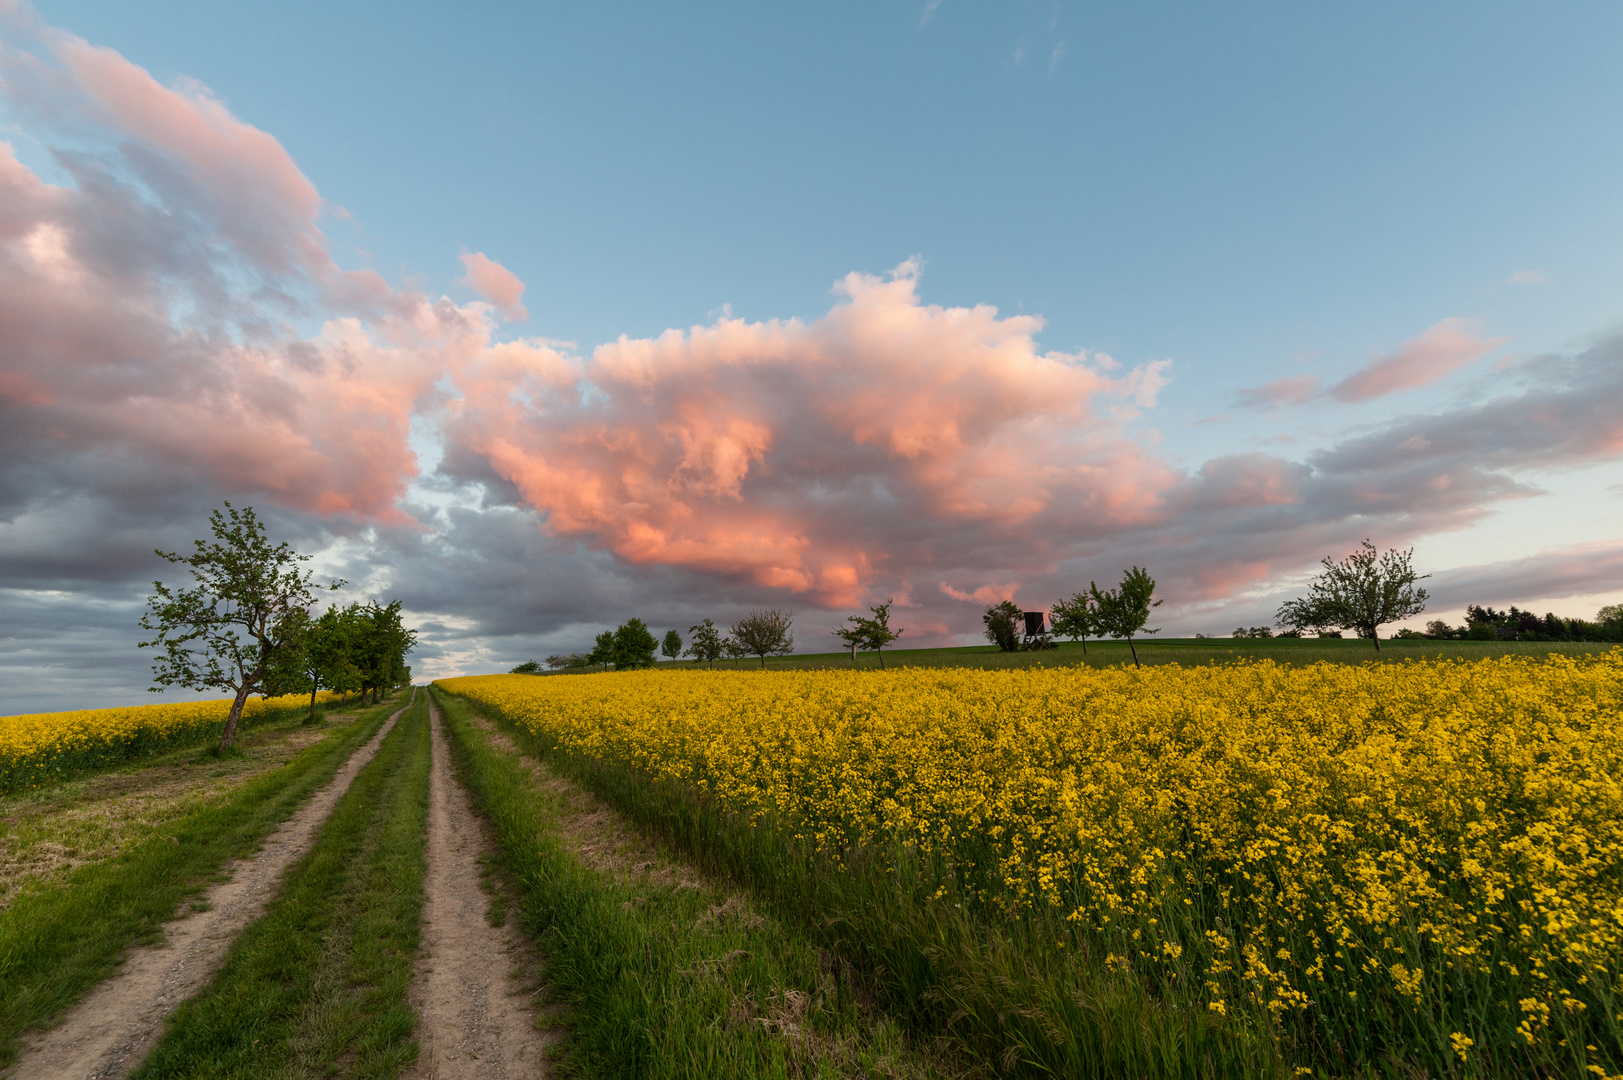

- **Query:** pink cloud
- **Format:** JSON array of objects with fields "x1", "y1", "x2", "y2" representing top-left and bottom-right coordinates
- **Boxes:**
[
  {"x1": 1232, "y1": 374, "x2": 1319, "y2": 410},
  {"x1": 0, "y1": 28, "x2": 454, "y2": 524},
  {"x1": 442, "y1": 261, "x2": 1180, "y2": 605},
  {"x1": 1331, "y1": 318, "x2": 1506, "y2": 403},
  {"x1": 940, "y1": 581, "x2": 1021, "y2": 604},
  {"x1": 460, "y1": 252, "x2": 529, "y2": 321}
]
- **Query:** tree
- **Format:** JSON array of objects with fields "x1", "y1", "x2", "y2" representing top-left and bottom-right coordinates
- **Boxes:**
[
  {"x1": 610, "y1": 618, "x2": 659, "y2": 670},
  {"x1": 982, "y1": 601, "x2": 1021, "y2": 652},
  {"x1": 511, "y1": 660, "x2": 543, "y2": 674},
  {"x1": 588, "y1": 629, "x2": 616, "y2": 670},
  {"x1": 1599, "y1": 604, "x2": 1623, "y2": 629},
  {"x1": 352, "y1": 601, "x2": 417, "y2": 703},
  {"x1": 685, "y1": 618, "x2": 726, "y2": 669},
  {"x1": 861, "y1": 598, "x2": 903, "y2": 668},
  {"x1": 1089, "y1": 567, "x2": 1161, "y2": 667},
  {"x1": 833, "y1": 598, "x2": 904, "y2": 669},
  {"x1": 661, "y1": 629, "x2": 683, "y2": 661},
  {"x1": 262, "y1": 605, "x2": 357, "y2": 719},
  {"x1": 730, "y1": 609, "x2": 795, "y2": 668},
  {"x1": 140, "y1": 503, "x2": 343, "y2": 752},
  {"x1": 1276, "y1": 540, "x2": 1428, "y2": 652},
  {"x1": 1050, "y1": 593, "x2": 1095, "y2": 654}
]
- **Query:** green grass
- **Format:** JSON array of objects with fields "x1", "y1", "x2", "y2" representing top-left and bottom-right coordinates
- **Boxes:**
[
  {"x1": 443, "y1": 686, "x2": 1278, "y2": 1080},
  {"x1": 135, "y1": 690, "x2": 431, "y2": 1079},
  {"x1": 0, "y1": 693, "x2": 404, "y2": 1069},
  {"x1": 431, "y1": 685, "x2": 964, "y2": 1080},
  {"x1": 646, "y1": 635, "x2": 1617, "y2": 673}
]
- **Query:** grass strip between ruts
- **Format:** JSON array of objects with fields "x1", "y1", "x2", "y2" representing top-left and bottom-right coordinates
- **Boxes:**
[
  {"x1": 431, "y1": 686, "x2": 954, "y2": 1080},
  {"x1": 135, "y1": 690, "x2": 431, "y2": 1079},
  {"x1": 0, "y1": 693, "x2": 405, "y2": 1069}
]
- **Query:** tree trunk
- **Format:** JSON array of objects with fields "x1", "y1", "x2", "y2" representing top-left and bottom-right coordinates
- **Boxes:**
[
  {"x1": 1371, "y1": 629, "x2": 1382, "y2": 651},
  {"x1": 220, "y1": 684, "x2": 252, "y2": 751},
  {"x1": 877, "y1": 647, "x2": 885, "y2": 670},
  {"x1": 1128, "y1": 636, "x2": 1140, "y2": 667},
  {"x1": 308, "y1": 684, "x2": 318, "y2": 719}
]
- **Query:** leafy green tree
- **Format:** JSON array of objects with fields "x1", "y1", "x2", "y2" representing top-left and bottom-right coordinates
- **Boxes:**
[
  {"x1": 660, "y1": 629, "x2": 683, "y2": 661},
  {"x1": 1049, "y1": 593, "x2": 1095, "y2": 654},
  {"x1": 262, "y1": 606, "x2": 354, "y2": 719},
  {"x1": 1089, "y1": 566, "x2": 1161, "y2": 667},
  {"x1": 610, "y1": 618, "x2": 659, "y2": 670},
  {"x1": 982, "y1": 601, "x2": 1021, "y2": 652},
  {"x1": 685, "y1": 618, "x2": 726, "y2": 669},
  {"x1": 832, "y1": 620, "x2": 864, "y2": 663},
  {"x1": 1276, "y1": 541, "x2": 1428, "y2": 652},
  {"x1": 588, "y1": 629, "x2": 616, "y2": 669},
  {"x1": 139, "y1": 503, "x2": 343, "y2": 751},
  {"x1": 833, "y1": 598, "x2": 904, "y2": 668},
  {"x1": 730, "y1": 609, "x2": 794, "y2": 668},
  {"x1": 510, "y1": 660, "x2": 543, "y2": 674},
  {"x1": 352, "y1": 601, "x2": 417, "y2": 702}
]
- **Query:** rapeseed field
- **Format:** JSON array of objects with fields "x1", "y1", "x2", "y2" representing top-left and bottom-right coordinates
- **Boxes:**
[
  {"x1": 0, "y1": 693, "x2": 337, "y2": 791},
  {"x1": 442, "y1": 654, "x2": 1623, "y2": 1078}
]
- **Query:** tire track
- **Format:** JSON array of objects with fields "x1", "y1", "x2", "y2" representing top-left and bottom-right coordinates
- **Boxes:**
[
  {"x1": 8, "y1": 692, "x2": 414, "y2": 1080},
  {"x1": 403, "y1": 698, "x2": 551, "y2": 1080}
]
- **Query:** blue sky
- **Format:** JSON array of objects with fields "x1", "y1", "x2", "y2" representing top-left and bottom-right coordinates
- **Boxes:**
[{"x1": 3, "y1": 1, "x2": 1623, "y2": 710}]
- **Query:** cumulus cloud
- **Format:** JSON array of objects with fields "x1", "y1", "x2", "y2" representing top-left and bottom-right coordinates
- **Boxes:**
[
  {"x1": 440, "y1": 259, "x2": 1179, "y2": 607},
  {"x1": 0, "y1": 12, "x2": 515, "y2": 526},
  {"x1": 1330, "y1": 318, "x2": 1506, "y2": 403}
]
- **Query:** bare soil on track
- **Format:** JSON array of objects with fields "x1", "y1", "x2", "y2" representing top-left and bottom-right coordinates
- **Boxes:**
[
  {"x1": 402, "y1": 700, "x2": 551, "y2": 1080},
  {"x1": 8, "y1": 697, "x2": 409, "y2": 1080}
]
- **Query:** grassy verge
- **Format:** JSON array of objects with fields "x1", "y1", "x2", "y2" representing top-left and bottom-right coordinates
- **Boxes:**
[
  {"x1": 431, "y1": 686, "x2": 963, "y2": 1080},
  {"x1": 135, "y1": 690, "x2": 431, "y2": 1079},
  {"x1": 440, "y1": 686, "x2": 1279, "y2": 1080},
  {"x1": 0, "y1": 692, "x2": 404, "y2": 1069}
]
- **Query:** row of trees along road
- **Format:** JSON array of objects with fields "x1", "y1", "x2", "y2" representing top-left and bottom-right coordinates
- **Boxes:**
[{"x1": 139, "y1": 504, "x2": 417, "y2": 751}]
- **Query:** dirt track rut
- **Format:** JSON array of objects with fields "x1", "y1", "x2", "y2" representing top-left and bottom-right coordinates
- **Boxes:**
[
  {"x1": 9, "y1": 694, "x2": 411, "y2": 1080},
  {"x1": 402, "y1": 699, "x2": 550, "y2": 1079}
]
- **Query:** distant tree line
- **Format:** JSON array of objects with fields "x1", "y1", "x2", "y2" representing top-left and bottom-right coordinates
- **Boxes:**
[
  {"x1": 141, "y1": 504, "x2": 417, "y2": 751},
  {"x1": 506, "y1": 538, "x2": 1609, "y2": 677},
  {"x1": 1414, "y1": 603, "x2": 1623, "y2": 642},
  {"x1": 512, "y1": 608, "x2": 798, "y2": 674}
]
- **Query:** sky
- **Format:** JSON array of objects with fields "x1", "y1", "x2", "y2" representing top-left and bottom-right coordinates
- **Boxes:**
[{"x1": 2, "y1": 0, "x2": 1622, "y2": 713}]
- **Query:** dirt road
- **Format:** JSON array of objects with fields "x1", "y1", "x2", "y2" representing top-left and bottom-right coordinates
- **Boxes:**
[
  {"x1": 9, "y1": 695, "x2": 411, "y2": 1080},
  {"x1": 402, "y1": 699, "x2": 550, "y2": 1079}
]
